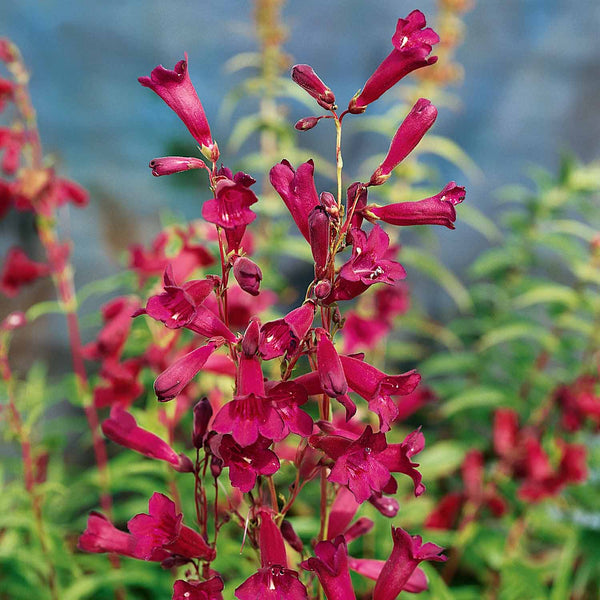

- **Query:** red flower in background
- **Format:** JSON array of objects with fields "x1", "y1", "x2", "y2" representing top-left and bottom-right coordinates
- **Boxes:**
[{"x1": 1, "y1": 246, "x2": 50, "y2": 297}]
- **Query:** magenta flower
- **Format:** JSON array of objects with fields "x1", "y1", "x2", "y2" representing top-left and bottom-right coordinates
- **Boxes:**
[
  {"x1": 149, "y1": 156, "x2": 206, "y2": 177},
  {"x1": 379, "y1": 428, "x2": 426, "y2": 496},
  {"x1": 369, "y1": 98, "x2": 438, "y2": 186},
  {"x1": 154, "y1": 342, "x2": 219, "y2": 401},
  {"x1": 367, "y1": 181, "x2": 466, "y2": 228},
  {"x1": 267, "y1": 380, "x2": 314, "y2": 438},
  {"x1": 82, "y1": 297, "x2": 140, "y2": 361},
  {"x1": 372, "y1": 527, "x2": 446, "y2": 600},
  {"x1": 141, "y1": 267, "x2": 235, "y2": 342},
  {"x1": 139, "y1": 54, "x2": 219, "y2": 161},
  {"x1": 102, "y1": 406, "x2": 193, "y2": 472},
  {"x1": 202, "y1": 177, "x2": 258, "y2": 230},
  {"x1": 316, "y1": 329, "x2": 348, "y2": 398},
  {"x1": 348, "y1": 10, "x2": 439, "y2": 113},
  {"x1": 259, "y1": 301, "x2": 315, "y2": 360},
  {"x1": 0, "y1": 246, "x2": 50, "y2": 297},
  {"x1": 93, "y1": 359, "x2": 144, "y2": 409},
  {"x1": 236, "y1": 512, "x2": 308, "y2": 600},
  {"x1": 128, "y1": 492, "x2": 215, "y2": 561},
  {"x1": 292, "y1": 370, "x2": 357, "y2": 421},
  {"x1": 269, "y1": 160, "x2": 320, "y2": 241},
  {"x1": 340, "y1": 354, "x2": 420, "y2": 431},
  {"x1": 212, "y1": 355, "x2": 285, "y2": 446},
  {"x1": 208, "y1": 434, "x2": 280, "y2": 492},
  {"x1": 173, "y1": 577, "x2": 224, "y2": 600},
  {"x1": 347, "y1": 558, "x2": 428, "y2": 594},
  {"x1": 232, "y1": 256, "x2": 262, "y2": 296},
  {"x1": 334, "y1": 226, "x2": 406, "y2": 302},
  {"x1": 78, "y1": 512, "x2": 156, "y2": 560},
  {"x1": 311, "y1": 426, "x2": 391, "y2": 503},
  {"x1": 291, "y1": 64, "x2": 336, "y2": 110},
  {"x1": 301, "y1": 536, "x2": 356, "y2": 600}
]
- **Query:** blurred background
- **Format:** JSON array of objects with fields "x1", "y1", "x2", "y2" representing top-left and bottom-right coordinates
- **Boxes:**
[{"x1": 1, "y1": 0, "x2": 600, "y2": 356}]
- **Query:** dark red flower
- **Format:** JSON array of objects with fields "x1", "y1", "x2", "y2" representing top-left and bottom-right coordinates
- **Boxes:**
[
  {"x1": 102, "y1": 406, "x2": 193, "y2": 472},
  {"x1": 291, "y1": 64, "x2": 336, "y2": 110},
  {"x1": 0, "y1": 246, "x2": 50, "y2": 297},
  {"x1": 372, "y1": 527, "x2": 445, "y2": 600},
  {"x1": 269, "y1": 160, "x2": 319, "y2": 242},
  {"x1": 128, "y1": 492, "x2": 215, "y2": 561},
  {"x1": 348, "y1": 11, "x2": 439, "y2": 113},
  {"x1": 366, "y1": 181, "x2": 465, "y2": 228},
  {"x1": 139, "y1": 54, "x2": 218, "y2": 161},
  {"x1": 172, "y1": 577, "x2": 224, "y2": 600}
]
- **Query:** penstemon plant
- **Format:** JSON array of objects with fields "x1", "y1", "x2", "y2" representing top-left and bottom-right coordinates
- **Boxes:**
[{"x1": 76, "y1": 9, "x2": 465, "y2": 599}]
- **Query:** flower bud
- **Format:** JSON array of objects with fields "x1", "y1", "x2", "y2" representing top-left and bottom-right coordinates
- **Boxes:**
[
  {"x1": 308, "y1": 206, "x2": 330, "y2": 280},
  {"x1": 294, "y1": 116, "x2": 321, "y2": 131},
  {"x1": 241, "y1": 318, "x2": 261, "y2": 356},
  {"x1": 319, "y1": 191, "x2": 338, "y2": 219},
  {"x1": 149, "y1": 156, "x2": 206, "y2": 177},
  {"x1": 314, "y1": 279, "x2": 332, "y2": 300},
  {"x1": 291, "y1": 64, "x2": 336, "y2": 110},
  {"x1": 193, "y1": 398, "x2": 213, "y2": 448},
  {"x1": 210, "y1": 455, "x2": 223, "y2": 478},
  {"x1": 316, "y1": 328, "x2": 347, "y2": 398},
  {"x1": 233, "y1": 256, "x2": 262, "y2": 296},
  {"x1": 281, "y1": 520, "x2": 304, "y2": 554},
  {"x1": 1, "y1": 311, "x2": 26, "y2": 331}
]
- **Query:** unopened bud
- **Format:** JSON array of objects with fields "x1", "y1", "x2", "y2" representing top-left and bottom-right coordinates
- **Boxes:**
[
  {"x1": 210, "y1": 455, "x2": 223, "y2": 478},
  {"x1": 242, "y1": 318, "x2": 260, "y2": 356},
  {"x1": 281, "y1": 520, "x2": 304, "y2": 554},
  {"x1": 193, "y1": 398, "x2": 213, "y2": 448},
  {"x1": 314, "y1": 279, "x2": 332, "y2": 300},
  {"x1": 233, "y1": 256, "x2": 262, "y2": 296},
  {"x1": 149, "y1": 156, "x2": 206, "y2": 177},
  {"x1": 291, "y1": 64, "x2": 336, "y2": 110},
  {"x1": 308, "y1": 206, "x2": 330, "y2": 280},
  {"x1": 294, "y1": 116, "x2": 321, "y2": 131},
  {"x1": 319, "y1": 191, "x2": 339, "y2": 219}
]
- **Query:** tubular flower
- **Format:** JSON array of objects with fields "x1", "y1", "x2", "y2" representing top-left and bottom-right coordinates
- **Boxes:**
[
  {"x1": 139, "y1": 53, "x2": 218, "y2": 161},
  {"x1": 310, "y1": 426, "x2": 391, "y2": 503},
  {"x1": 348, "y1": 10, "x2": 439, "y2": 113},
  {"x1": 291, "y1": 64, "x2": 336, "y2": 110},
  {"x1": 208, "y1": 434, "x2": 280, "y2": 493},
  {"x1": 259, "y1": 301, "x2": 316, "y2": 360},
  {"x1": 372, "y1": 527, "x2": 446, "y2": 600},
  {"x1": 301, "y1": 536, "x2": 356, "y2": 600},
  {"x1": 172, "y1": 577, "x2": 224, "y2": 600},
  {"x1": 316, "y1": 329, "x2": 348, "y2": 398},
  {"x1": 269, "y1": 159, "x2": 320, "y2": 241},
  {"x1": 235, "y1": 512, "x2": 308, "y2": 600},
  {"x1": 127, "y1": 492, "x2": 215, "y2": 561},
  {"x1": 368, "y1": 98, "x2": 438, "y2": 186},
  {"x1": 339, "y1": 354, "x2": 420, "y2": 432},
  {"x1": 0, "y1": 246, "x2": 50, "y2": 297},
  {"x1": 102, "y1": 406, "x2": 193, "y2": 471},
  {"x1": 366, "y1": 181, "x2": 466, "y2": 229},
  {"x1": 334, "y1": 226, "x2": 406, "y2": 302}
]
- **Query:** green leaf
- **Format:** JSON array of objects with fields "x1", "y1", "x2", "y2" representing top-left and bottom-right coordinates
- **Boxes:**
[
  {"x1": 223, "y1": 51, "x2": 261, "y2": 73},
  {"x1": 457, "y1": 204, "x2": 503, "y2": 242},
  {"x1": 26, "y1": 301, "x2": 64, "y2": 322},
  {"x1": 401, "y1": 247, "x2": 472, "y2": 312},
  {"x1": 417, "y1": 134, "x2": 483, "y2": 181},
  {"x1": 419, "y1": 562, "x2": 455, "y2": 600},
  {"x1": 441, "y1": 386, "x2": 507, "y2": 417},
  {"x1": 512, "y1": 284, "x2": 580, "y2": 310},
  {"x1": 540, "y1": 219, "x2": 599, "y2": 243},
  {"x1": 550, "y1": 530, "x2": 579, "y2": 600},
  {"x1": 420, "y1": 352, "x2": 478, "y2": 378},
  {"x1": 477, "y1": 322, "x2": 558, "y2": 353},
  {"x1": 418, "y1": 441, "x2": 467, "y2": 480},
  {"x1": 76, "y1": 271, "x2": 133, "y2": 306}
]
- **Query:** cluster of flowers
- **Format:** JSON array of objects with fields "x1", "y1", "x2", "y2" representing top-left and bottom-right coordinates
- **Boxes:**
[
  {"x1": 0, "y1": 39, "x2": 89, "y2": 297},
  {"x1": 75, "y1": 10, "x2": 466, "y2": 599}
]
